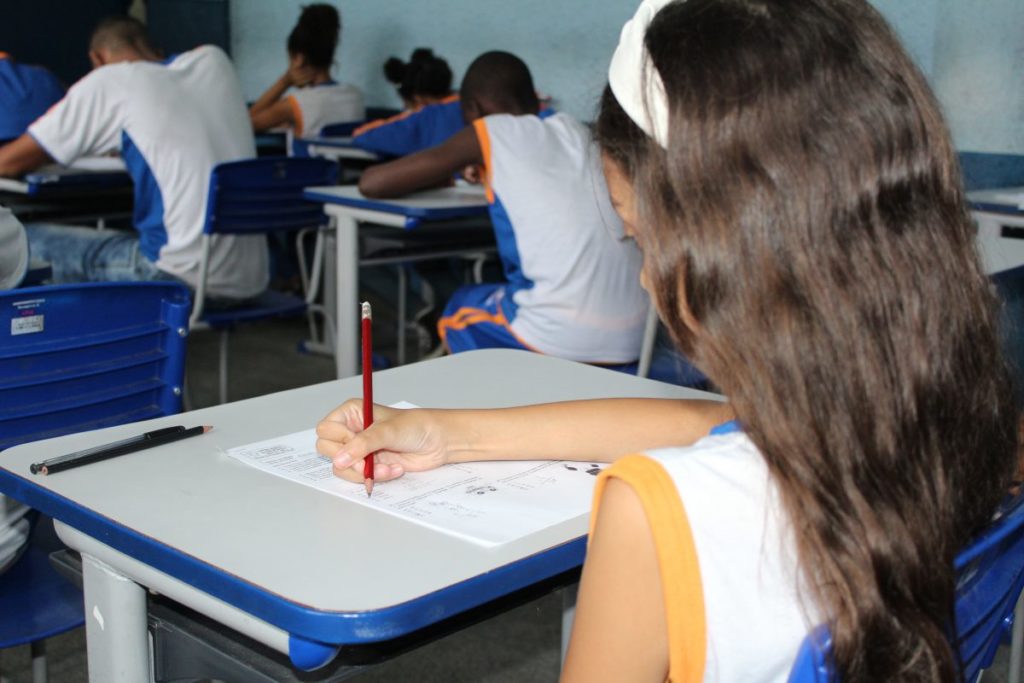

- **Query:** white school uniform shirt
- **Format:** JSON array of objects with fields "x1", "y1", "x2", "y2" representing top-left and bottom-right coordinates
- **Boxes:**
[
  {"x1": 474, "y1": 111, "x2": 647, "y2": 362},
  {"x1": 287, "y1": 81, "x2": 364, "y2": 141},
  {"x1": 28, "y1": 46, "x2": 268, "y2": 299},
  {"x1": 597, "y1": 424, "x2": 818, "y2": 682}
]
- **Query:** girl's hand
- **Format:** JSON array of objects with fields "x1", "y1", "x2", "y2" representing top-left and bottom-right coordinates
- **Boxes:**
[{"x1": 315, "y1": 400, "x2": 453, "y2": 483}]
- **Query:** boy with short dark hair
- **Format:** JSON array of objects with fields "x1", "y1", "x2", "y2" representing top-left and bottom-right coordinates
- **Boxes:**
[{"x1": 359, "y1": 51, "x2": 646, "y2": 363}]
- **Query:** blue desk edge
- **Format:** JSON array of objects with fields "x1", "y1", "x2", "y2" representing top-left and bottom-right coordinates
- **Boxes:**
[
  {"x1": 0, "y1": 467, "x2": 584, "y2": 649},
  {"x1": 303, "y1": 188, "x2": 490, "y2": 223}
]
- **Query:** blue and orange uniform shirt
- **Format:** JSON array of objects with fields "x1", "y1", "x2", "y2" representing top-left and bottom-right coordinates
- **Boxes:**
[{"x1": 351, "y1": 95, "x2": 464, "y2": 157}]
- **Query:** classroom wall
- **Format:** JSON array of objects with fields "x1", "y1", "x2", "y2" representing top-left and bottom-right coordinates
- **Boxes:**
[
  {"x1": 930, "y1": 0, "x2": 1024, "y2": 155},
  {"x1": 230, "y1": 0, "x2": 637, "y2": 122},
  {"x1": 230, "y1": 0, "x2": 1021, "y2": 155}
]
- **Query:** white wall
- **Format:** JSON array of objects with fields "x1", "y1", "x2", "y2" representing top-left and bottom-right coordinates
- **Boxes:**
[
  {"x1": 231, "y1": 0, "x2": 637, "y2": 121},
  {"x1": 930, "y1": 0, "x2": 1024, "y2": 153},
  {"x1": 230, "y1": 0, "x2": 1022, "y2": 152}
]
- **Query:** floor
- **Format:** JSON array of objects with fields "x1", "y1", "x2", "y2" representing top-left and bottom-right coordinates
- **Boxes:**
[{"x1": 0, "y1": 275, "x2": 1020, "y2": 682}]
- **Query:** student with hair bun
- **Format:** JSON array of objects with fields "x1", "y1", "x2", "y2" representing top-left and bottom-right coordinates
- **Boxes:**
[
  {"x1": 384, "y1": 48, "x2": 453, "y2": 111},
  {"x1": 318, "y1": 1, "x2": 1020, "y2": 680},
  {"x1": 351, "y1": 48, "x2": 464, "y2": 158},
  {"x1": 249, "y1": 3, "x2": 364, "y2": 144}
]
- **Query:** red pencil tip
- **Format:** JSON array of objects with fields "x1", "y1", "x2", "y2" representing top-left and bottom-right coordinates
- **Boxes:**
[{"x1": 364, "y1": 478, "x2": 374, "y2": 497}]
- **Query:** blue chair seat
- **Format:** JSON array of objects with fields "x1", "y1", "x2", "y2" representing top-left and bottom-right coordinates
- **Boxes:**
[
  {"x1": 0, "y1": 540, "x2": 84, "y2": 648},
  {"x1": 199, "y1": 290, "x2": 307, "y2": 329}
]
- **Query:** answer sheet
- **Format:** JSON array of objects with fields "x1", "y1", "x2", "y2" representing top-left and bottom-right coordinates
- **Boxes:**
[{"x1": 224, "y1": 405, "x2": 605, "y2": 547}]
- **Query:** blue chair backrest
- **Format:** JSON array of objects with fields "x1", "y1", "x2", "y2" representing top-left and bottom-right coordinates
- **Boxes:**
[
  {"x1": 788, "y1": 494, "x2": 1024, "y2": 682},
  {"x1": 202, "y1": 157, "x2": 338, "y2": 236},
  {"x1": 954, "y1": 494, "x2": 1024, "y2": 677},
  {"x1": 0, "y1": 282, "x2": 192, "y2": 451},
  {"x1": 788, "y1": 627, "x2": 833, "y2": 683}
]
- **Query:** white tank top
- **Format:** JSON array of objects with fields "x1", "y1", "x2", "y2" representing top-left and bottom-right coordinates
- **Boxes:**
[
  {"x1": 287, "y1": 81, "x2": 365, "y2": 139},
  {"x1": 595, "y1": 424, "x2": 817, "y2": 681}
]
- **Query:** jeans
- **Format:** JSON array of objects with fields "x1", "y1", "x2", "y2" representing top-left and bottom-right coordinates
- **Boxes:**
[{"x1": 25, "y1": 223, "x2": 182, "y2": 285}]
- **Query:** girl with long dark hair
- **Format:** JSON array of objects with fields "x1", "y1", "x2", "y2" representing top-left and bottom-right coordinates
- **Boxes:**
[{"x1": 316, "y1": 1, "x2": 1018, "y2": 679}]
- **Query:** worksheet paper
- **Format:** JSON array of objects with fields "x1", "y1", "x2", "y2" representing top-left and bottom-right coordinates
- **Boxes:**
[{"x1": 224, "y1": 405, "x2": 605, "y2": 547}]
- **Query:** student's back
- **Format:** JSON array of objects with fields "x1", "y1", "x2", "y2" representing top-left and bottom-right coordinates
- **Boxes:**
[
  {"x1": 470, "y1": 110, "x2": 646, "y2": 361},
  {"x1": 29, "y1": 46, "x2": 267, "y2": 298},
  {"x1": 351, "y1": 96, "x2": 462, "y2": 157},
  {"x1": 0, "y1": 54, "x2": 64, "y2": 142},
  {"x1": 352, "y1": 49, "x2": 461, "y2": 157}
]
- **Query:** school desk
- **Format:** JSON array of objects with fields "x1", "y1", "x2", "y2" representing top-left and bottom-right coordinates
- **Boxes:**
[
  {"x1": 0, "y1": 160, "x2": 133, "y2": 225},
  {"x1": 294, "y1": 135, "x2": 381, "y2": 162},
  {"x1": 969, "y1": 187, "x2": 1024, "y2": 275},
  {"x1": 0, "y1": 349, "x2": 715, "y2": 682},
  {"x1": 303, "y1": 184, "x2": 492, "y2": 377},
  {"x1": 0, "y1": 160, "x2": 130, "y2": 197}
]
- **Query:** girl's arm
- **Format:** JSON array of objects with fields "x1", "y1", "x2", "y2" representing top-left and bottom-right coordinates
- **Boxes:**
[
  {"x1": 561, "y1": 476, "x2": 669, "y2": 683},
  {"x1": 249, "y1": 72, "x2": 295, "y2": 132},
  {"x1": 316, "y1": 398, "x2": 732, "y2": 482}
]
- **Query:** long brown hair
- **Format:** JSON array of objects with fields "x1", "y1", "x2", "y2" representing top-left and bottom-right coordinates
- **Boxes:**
[{"x1": 595, "y1": 0, "x2": 1018, "y2": 680}]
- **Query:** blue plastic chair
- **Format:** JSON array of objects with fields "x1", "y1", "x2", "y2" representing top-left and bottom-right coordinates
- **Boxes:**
[
  {"x1": 0, "y1": 281, "x2": 191, "y2": 682},
  {"x1": 788, "y1": 494, "x2": 1024, "y2": 682},
  {"x1": 189, "y1": 157, "x2": 338, "y2": 404}
]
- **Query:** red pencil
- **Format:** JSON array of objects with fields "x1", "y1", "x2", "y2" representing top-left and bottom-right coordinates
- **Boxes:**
[{"x1": 361, "y1": 301, "x2": 375, "y2": 497}]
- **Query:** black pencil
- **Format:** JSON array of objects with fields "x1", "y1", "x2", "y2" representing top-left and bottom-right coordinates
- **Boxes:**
[{"x1": 30, "y1": 425, "x2": 213, "y2": 475}]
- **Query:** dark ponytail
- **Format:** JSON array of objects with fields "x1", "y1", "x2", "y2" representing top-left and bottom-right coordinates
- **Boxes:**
[
  {"x1": 384, "y1": 48, "x2": 453, "y2": 101},
  {"x1": 287, "y1": 3, "x2": 340, "y2": 70}
]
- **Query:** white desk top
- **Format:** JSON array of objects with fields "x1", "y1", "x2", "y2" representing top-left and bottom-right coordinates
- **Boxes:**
[
  {"x1": 969, "y1": 186, "x2": 1024, "y2": 214},
  {"x1": 0, "y1": 159, "x2": 130, "y2": 196},
  {"x1": 0, "y1": 350, "x2": 712, "y2": 642},
  {"x1": 305, "y1": 184, "x2": 488, "y2": 216}
]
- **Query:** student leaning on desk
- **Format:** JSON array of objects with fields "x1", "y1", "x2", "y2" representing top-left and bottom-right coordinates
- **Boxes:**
[
  {"x1": 0, "y1": 16, "x2": 267, "y2": 302},
  {"x1": 358, "y1": 50, "x2": 648, "y2": 366},
  {"x1": 318, "y1": 0, "x2": 1019, "y2": 681}
]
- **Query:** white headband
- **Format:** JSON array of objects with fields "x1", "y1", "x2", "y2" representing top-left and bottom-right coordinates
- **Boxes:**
[{"x1": 608, "y1": 0, "x2": 674, "y2": 148}]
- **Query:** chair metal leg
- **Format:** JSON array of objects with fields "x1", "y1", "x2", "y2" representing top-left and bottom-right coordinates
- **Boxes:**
[
  {"x1": 219, "y1": 331, "x2": 230, "y2": 405},
  {"x1": 30, "y1": 640, "x2": 46, "y2": 683},
  {"x1": 561, "y1": 583, "x2": 578, "y2": 669},
  {"x1": 637, "y1": 302, "x2": 659, "y2": 378},
  {"x1": 397, "y1": 266, "x2": 408, "y2": 366},
  {"x1": 1009, "y1": 593, "x2": 1024, "y2": 683}
]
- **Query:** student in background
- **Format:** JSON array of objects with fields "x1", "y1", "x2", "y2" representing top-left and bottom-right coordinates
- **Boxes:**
[
  {"x1": 249, "y1": 3, "x2": 364, "y2": 144},
  {"x1": 0, "y1": 53, "x2": 64, "y2": 145},
  {"x1": 0, "y1": 17, "x2": 267, "y2": 301},
  {"x1": 386, "y1": 48, "x2": 453, "y2": 111},
  {"x1": 359, "y1": 50, "x2": 647, "y2": 365},
  {"x1": 351, "y1": 48, "x2": 464, "y2": 157},
  {"x1": 318, "y1": 1, "x2": 1018, "y2": 681}
]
